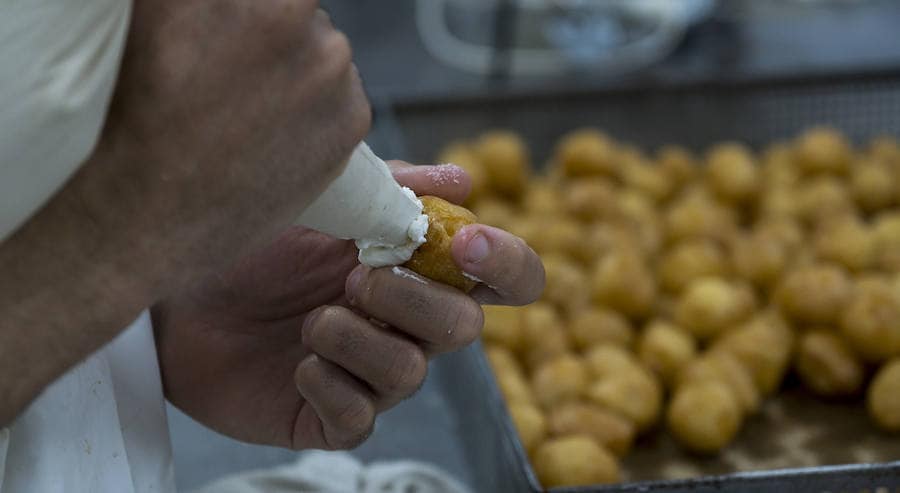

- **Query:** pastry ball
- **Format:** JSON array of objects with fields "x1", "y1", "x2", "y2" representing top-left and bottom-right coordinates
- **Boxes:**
[
  {"x1": 659, "y1": 240, "x2": 729, "y2": 293},
  {"x1": 813, "y1": 216, "x2": 874, "y2": 272},
  {"x1": 508, "y1": 402, "x2": 547, "y2": 453},
  {"x1": 712, "y1": 314, "x2": 794, "y2": 395},
  {"x1": 482, "y1": 305, "x2": 523, "y2": 351},
  {"x1": 555, "y1": 128, "x2": 619, "y2": 178},
  {"x1": 656, "y1": 145, "x2": 698, "y2": 191},
  {"x1": 794, "y1": 127, "x2": 853, "y2": 175},
  {"x1": 868, "y1": 135, "x2": 900, "y2": 165},
  {"x1": 584, "y1": 344, "x2": 641, "y2": 380},
  {"x1": 675, "y1": 277, "x2": 755, "y2": 341},
  {"x1": 638, "y1": 320, "x2": 698, "y2": 388},
  {"x1": 761, "y1": 142, "x2": 801, "y2": 188},
  {"x1": 532, "y1": 354, "x2": 588, "y2": 409},
  {"x1": 542, "y1": 254, "x2": 591, "y2": 316},
  {"x1": 796, "y1": 177, "x2": 855, "y2": 226},
  {"x1": 496, "y1": 369, "x2": 534, "y2": 405},
  {"x1": 522, "y1": 180, "x2": 565, "y2": 217},
  {"x1": 588, "y1": 363, "x2": 663, "y2": 431},
  {"x1": 840, "y1": 279, "x2": 900, "y2": 362},
  {"x1": 563, "y1": 178, "x2": 619, "y2": 221},
  {"x1": 758, "y1": 186, "x2": 802, "y2": 221},
  {"x1": 520, "y1": 303, "x2": 570, "y2": 371},
  {"x1": 592, "y1": 250, "x2": 657, "y2": 320},
  {"x1": 621, "y1": 159, "x2": 673, "y2": 203},
  {"x1": 775, "y1": 264, "x2": 853, "y2": 325},
  {"x1": 851, "y1": 159, "x2": 895, "y2": 212},
  {"x1": 533, "y1": 435, "x2": 620, "y2": 487},
  {"x1": 795, "y1": 330, "x2": 864, "y2": 397},
  {"x1": 472, "y1": 198, "x2": 515, "y2": 230},
  {"x1": 677, "y1": 351, "x2": 760, "y2": 415},
  {"x1": 705, "y1": 142, "x2": 760, "y2": 203},
  {"x1": 526, "y1": 216, "x2": 581, "y2": 257},
  {"x1": 868, "y1": 358, "x2": 900, "y2": 432},
  {"x1": 755, "y1": 217, "x2": 805, "y2": 256},
  {"x1": 485, "y1": 344, "x2": 524, "y2": 377},
  {"x1": 548, "y1": 402, "x2": 636, "y2": 457},
  {"x1": 568, "y1": 308, "x2": 634, "y2": 350},
  {"x1": 664, "y1": 193, "x2": 738, "y2": 244},
  {"x1": 436, "y1": 142, "x2": 488, "y2": 205},
  {"x1": 873, "y1": 212, "x2": 900, "y2": 272},
  {"x1": 668, "y1": 381, "x2": 743, "y2": 454},
  {"x1": 404, "y1": 196, "x2": 478, "y2": 291},
  {"x1": 731, "y1": 229, "x2": 789, "y2": 288},
  {"x1": 475, "y1": 130, "x2": 530, "y2": 199}
]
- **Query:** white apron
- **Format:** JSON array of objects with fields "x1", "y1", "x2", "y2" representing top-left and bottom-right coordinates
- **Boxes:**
[{"x1": 0, "y1": 0, "x2": 175, "y2": 491}]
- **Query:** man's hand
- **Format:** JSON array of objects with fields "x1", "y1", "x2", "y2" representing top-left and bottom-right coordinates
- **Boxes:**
[
  {"x1": 153, "y1": 163, "x2": 545, "y2": 449},
  {"x1": 0, "y1": 0, "x2": 368, "y2": 425}
]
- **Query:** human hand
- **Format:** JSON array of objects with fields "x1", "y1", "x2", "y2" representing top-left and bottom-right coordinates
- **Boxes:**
[{"x1": 154, "y1": 163, "x2": 545, "y2": 449}]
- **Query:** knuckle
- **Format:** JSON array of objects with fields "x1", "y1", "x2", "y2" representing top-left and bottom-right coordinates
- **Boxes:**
[
  {"x1": 443, "y1": 302, "x2": 484, "y2": 349},
  {"x1": 383, "y1": 345, "x2": 428, "y2": 397},
  {"x1": 330, "y1": 397, "x2": 375, "y2": 449}
]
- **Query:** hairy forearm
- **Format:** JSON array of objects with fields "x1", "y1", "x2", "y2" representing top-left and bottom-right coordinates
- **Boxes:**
[{"x1": 0, "y1": 168, "x2": 156, "y2": 427}]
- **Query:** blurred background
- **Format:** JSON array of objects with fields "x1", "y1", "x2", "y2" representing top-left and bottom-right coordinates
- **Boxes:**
[{"x1": 169, "y1": 1, "x2": 900, "y2": 491}]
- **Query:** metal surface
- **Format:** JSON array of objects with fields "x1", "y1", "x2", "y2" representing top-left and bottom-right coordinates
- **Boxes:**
[{"x1": 401, "y1": 75, "x2": 900, "y2": 492}]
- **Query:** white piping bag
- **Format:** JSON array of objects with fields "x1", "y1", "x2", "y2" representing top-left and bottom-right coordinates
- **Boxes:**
[{"x1": 296, "y1": 142, "x2": 429, "y2": 267}]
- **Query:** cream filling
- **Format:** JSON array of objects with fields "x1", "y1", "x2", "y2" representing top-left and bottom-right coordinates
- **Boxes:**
[{"x1": 355, "y1": 187, "x2": 429, "y2": 268}]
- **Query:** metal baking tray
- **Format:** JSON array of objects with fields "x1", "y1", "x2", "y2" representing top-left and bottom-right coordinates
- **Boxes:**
[{"x1": 381, "y1": 74, "x2": 900, "y2": 492}]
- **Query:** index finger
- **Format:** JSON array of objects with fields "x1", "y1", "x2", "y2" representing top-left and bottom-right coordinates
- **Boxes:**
[{"x1": 387, "y1": 161, "x2": 471, "y2": 205}]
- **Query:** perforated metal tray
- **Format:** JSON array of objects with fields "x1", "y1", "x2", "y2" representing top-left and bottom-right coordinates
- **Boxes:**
[{"x1": 386, "y1": 74, "x2": 900, "y2": 492}]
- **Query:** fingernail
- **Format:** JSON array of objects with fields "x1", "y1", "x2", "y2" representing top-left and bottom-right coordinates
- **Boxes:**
[
  {"x1": 346, "y1": 268, "x2": 365, "y2": 304},
  {"x1": 301, "y1": 307, "x2": 324, "y2": 336},
  {"x1": 465, "y1": 233, "x2": 490, "y2": 264}
]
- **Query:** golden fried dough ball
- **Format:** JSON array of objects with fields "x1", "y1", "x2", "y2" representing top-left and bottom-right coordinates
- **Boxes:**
[
  {"x1": 532, "y1": 354, "x2": 589, "y2": 409},
  {"x1": 712, "y1": 314, "x2": 794, "y2": 395},
  {"x1": 476, "y1": 130, "x2": 530, "y2": 199},
  {"x1": 621, "y1": 159, "x2": 673, "y2": 203},
  {"x1": 705, "y1": 142, "x2": 760, "y2": 203},
  {"x1": 520, "y1": 303, "x2": 570, "y2": 371},
  {"x1": 404, "y1": 196, "x2": 477, "y2": 291},
  {"x1": 584, "y1": 344, "x2": 641, "y2": 380},
  {"x1": 610, "y1": 191, "x2": 664, "y2": 255},
  {"x1": 840, "y1": 279, "x2": 900, "y2": 362},
  {"x1": 851, "y1": 159, "x2": 895, "y2": 212},
  {"x1": 485, "y1": 344, "x2": 524, "y2": 377},
  {"x1": 508, "y1": 402, "x2": 547, "y2": 453},
  {"x1": 796, "y1": 176, "x2": 855, "y2": 226},
  {"x1": 471, "y1": 198, "x2": 515, "y2": 229},
  {"x1": 542, "y1": 254, "x2": 591, "y2": 316},
  {"x1": 526, "y1": 216, "x2": 581, "y2": 257},
  {"x1": 533, "y1": 435, "x2": 620, "y2": 487},
  {"x1": 755, "y1": 217, "x2": 805, "y2": 256},
  {"x1": 436, "y1": 142, "x2": 488, "y2": 204},
  {"x1": 675, "y1": 277, "x2": 755, "y2": 341},
  {"x1": 522, "y1": 179, "x2": 565, "y2": 217},
  {"x1": 867, "y1": 358, "x2": 900, "y2": 432},
  {"x1": 761, "y1": 142, "x2": 801, "y2": 188},
  {"x1": 794, "y1": 127, "x2": 853, "y2": 175},
  {"x1": 813, "y1": 216, "x2": 874, "y2": 272},
  {"x1": 731, "y1": 229, "x2": 789, "y2": 288},
  {"x1": 568, "y1": 307, "x2": 634, "y2": 350},
  {"x1": 569, "y1": 222, "x2": 623, "y2": 266},
  {"x1": 563, "y1": 178, "x2": 618, "y2": 221},
  {"x1": 638, "y1": 320, "x2": 698, "y2": 388},
  {"x1": 548, "y1": 402, "x2": 636, "y2": 457},
  {"x1": 795, "y1": 330, "x2": 864, "y2": 397},
  {"x1": 668, "y1": 381, "x2": 743, "y2": 454},
  {"x1": 873, "y1": 212, "x2": 900, "y2": 272},
  {"x1": 496, "y1": 369, "x2": 534, "y2": 405},
  {"x1": 592, "y1": 250, "x2": 657, "y2": 320},
  {"x1": 556, "y1": 128, "x2": 619, "y2": 178},
  {"x1": 588, "y1": 363, "x2": 663, "y2": 431},
  {"x1": 775, "y1": 264, "x2": 853, "y2": 325},
  {"x1": 678, "y1": 351, "x2": 760, "y2": 415},
  {"x1": 656, "y1": 145, "x2": 698, "y2": 191},
  {"x1": 868, "y1": 135, "x2": 900, "y2": 166},
  {"x1": 757, "y1": 186, "x2": 802, "y2": 221},
  {"x1": 664, "y1": 193, "x2": 738, "y2": 244},
  {"x1": 482, "y1": 305, "x2": 523, "y2": 351},
  {"x1": 659, "y1": 240, "x2": 729, "y2": 293}
]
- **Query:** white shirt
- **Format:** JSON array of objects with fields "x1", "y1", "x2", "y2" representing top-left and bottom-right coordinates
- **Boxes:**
[{"x1": 0, "y1": 0, "x2": 175, "y2": 491}]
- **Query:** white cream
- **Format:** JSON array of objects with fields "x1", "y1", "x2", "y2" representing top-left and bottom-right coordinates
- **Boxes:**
[{"x1": 296, "y1": 143, "x2": 429, "y2": 267}]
